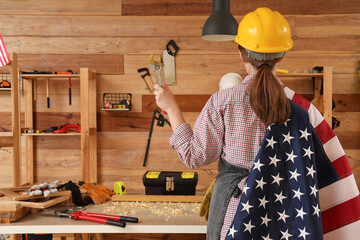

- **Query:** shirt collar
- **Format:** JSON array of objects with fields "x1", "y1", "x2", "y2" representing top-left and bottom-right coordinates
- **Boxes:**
[{"x1": 242, "y1": 74, "x2": 254, "y2": 84}]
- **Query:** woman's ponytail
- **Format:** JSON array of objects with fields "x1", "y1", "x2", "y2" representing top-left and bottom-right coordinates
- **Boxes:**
[{"x1": 239, "y1": 45, "x2": 291, "y2": 126}]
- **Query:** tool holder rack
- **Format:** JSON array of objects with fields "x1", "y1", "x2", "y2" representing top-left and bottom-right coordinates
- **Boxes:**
[
  {"x1": 0, "y1": 53, "x2": 98, "y2": 187},
  {"x1": 101, "y1": 93, "x2": 132, "y2": 111},
  {"x1": 0, "y1": 73, "x2": 12, "y2": 91}
]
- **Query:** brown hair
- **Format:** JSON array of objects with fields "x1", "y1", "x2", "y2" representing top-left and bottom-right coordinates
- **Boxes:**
[{"x1": 238, "y1": 45, "x2": 291, "y2": 126}]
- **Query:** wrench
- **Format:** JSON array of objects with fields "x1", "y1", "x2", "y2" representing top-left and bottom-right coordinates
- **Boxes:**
[{"x1": 148, "y1": 54, "x2": 164, "y2": 86}]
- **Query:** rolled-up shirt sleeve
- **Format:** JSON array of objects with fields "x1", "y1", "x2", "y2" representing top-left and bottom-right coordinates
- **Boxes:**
[{"x1": 170, "y1": 95, "x2": 224, "y2": 169}]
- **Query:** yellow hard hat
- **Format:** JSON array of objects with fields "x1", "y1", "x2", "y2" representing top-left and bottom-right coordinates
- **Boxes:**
[{"x1": 234, "y1": 7, "x2": 293, "y2": 53}]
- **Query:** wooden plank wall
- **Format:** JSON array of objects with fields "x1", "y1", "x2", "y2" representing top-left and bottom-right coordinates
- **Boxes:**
[{"x1": 0, "y1": 2, "x2": 359, "y2": 238}]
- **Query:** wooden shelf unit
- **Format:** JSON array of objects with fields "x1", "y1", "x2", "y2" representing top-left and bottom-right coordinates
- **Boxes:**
[
  {"x1": 11, "y1": 56, "x2": 98, "y2": 186},
  {"x1": 0, "y1": 53, "x2": 22, "y2": 187},
  {"x1": 278, "y1": 67, "x2": 333, "y2": 126}
]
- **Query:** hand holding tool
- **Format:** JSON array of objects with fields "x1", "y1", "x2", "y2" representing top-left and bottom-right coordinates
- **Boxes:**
[{"x1": 55, "y1": 210, "x2": 128, "y2": 227}]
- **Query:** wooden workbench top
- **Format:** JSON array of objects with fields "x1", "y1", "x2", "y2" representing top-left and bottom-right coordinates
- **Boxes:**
[{"x1": 0, "y1": 201, "x2": 207, "y2": 234}]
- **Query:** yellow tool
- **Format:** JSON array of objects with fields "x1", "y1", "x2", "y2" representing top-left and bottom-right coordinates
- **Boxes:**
[
  {"x1": 147, "y1": 54, "x2": 164, "y2": 86},
  {"x1": 114, "y1": 181, "x2": 126, "y2": 195},
  {"x1": 276, "y1": 69, "x2": 289, "y2": 74}
]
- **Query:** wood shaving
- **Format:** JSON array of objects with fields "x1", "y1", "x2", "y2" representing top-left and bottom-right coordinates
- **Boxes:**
[{"x1": 92, "y1": 201, "x2": 201, "y2": 222}]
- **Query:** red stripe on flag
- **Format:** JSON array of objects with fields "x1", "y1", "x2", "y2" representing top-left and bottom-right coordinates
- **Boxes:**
[
  {"x1": 314, "y1": 119, "x2": 335, "y2": 144},
  {"x1": 292, "y1": 93, "x2": 311, "y2": 111},
  {"x1": 0, "y1": 34, "x2": 9, "y2": 67},
  {"x1": 322, "y1": 195, "x2": 360, "y2": 233},
  {"x1": 332, "y1": 155, "x2": 353, "y2": 179}
]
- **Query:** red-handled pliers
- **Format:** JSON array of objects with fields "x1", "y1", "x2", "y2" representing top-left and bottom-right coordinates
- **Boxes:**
[{"x1": 55, "y1": 210, "x2": 138, "y2": 228}]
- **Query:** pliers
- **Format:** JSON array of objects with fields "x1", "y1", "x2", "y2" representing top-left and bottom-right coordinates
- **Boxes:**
[{"x1": 55, "y1": 209, "x2": 138, "y2": 228}]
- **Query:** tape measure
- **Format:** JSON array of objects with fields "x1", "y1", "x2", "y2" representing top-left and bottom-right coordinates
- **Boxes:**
[{"x1": 114, "y1": 181, "x2": 126, "y2": 195}]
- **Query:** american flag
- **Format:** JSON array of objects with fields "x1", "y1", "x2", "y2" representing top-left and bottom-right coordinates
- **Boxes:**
[
  {"x1": 0, "y1": 33, "x2": 9, "y2": 67},
  {"x1": 225, "y1": 88, "x2": 360, "y2": 239},
  {"x1": 287, "y1": 88, "x2": 360, "y2": 239}
]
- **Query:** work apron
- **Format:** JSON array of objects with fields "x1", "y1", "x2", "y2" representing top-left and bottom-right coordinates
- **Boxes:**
[{"x1": 207, "y1": 158, "x2": 249, "y2": 240}]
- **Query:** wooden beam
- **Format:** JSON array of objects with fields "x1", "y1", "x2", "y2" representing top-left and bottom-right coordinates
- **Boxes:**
[
  {"x1": 80, "y1": 68, "x2": 97, "y2": 183},
  {"x1": 323, "y1": 67, "x2": 333, "y2": 126},
  {"x1": 10, "y1": 53, "x2": 21, "y2": 187},
  {"x1": 24, "y1": 78, "x2": 34, "y2": 185}
]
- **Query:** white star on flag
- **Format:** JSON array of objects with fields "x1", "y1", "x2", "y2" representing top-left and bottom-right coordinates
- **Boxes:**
[
  {"x1": 280, "y1": 229, "x2": 293, "y2": 240},
  {"x1": 277, "y1": 210, "x2": 290, "y2": 223},
  {"x1": 309, "y1": 184, "x2": 318, "y2": 197},
  {"x1": 243, "y1": 220, "x2": 255, "y2": 234},
  {"x1": 266, "y1": 136, "x2": 277, "y2": 149},
  {"x1": 299, "y1": 128, "x2": 311, "y2": 141},
  {"x1": 298, "y1": 227, "x2": 310, "y2": 240},
  {"x1": 274, "y1": 191, "x2": 287, "y2": 204},
  {"x1": 313, "y1": 204, "x2": 321, "y2": 217},
  {"x1": 262, "y1": 234, "x2": 273, "y2": 240},
  {"x1": 283, "y1": 118, "x2": 291, "y2": 127},
  {"x1": 253, "y1": 159, "x2": 264, "y2": 172},
  {"x1": 269, "y1": 154, "x2": 281, "y2": 167},
  {"x1": 292, "y1": 187, "x2": 304, "y2": 200},
  {"x1": 241, "y1": 200, "x2": 253, "y2": 214},
  {"x1": 272, "y1": 173, "x2": 284, "y2": 186},
  {"x1": 258, "y1": 196, "x2": 269, "y2": 209},
  {"x1": 282, "y1": 131, "x2": 294, "y2": 144},
  {"x1": 260, "y1": 213, "x2": 272, "y2": 227},
  {"x1": 289, "y1": 169, "x2": 301, "y2": 181},
  {"x1": 286, "y1": 150, "x2": 298, "y2": 163},
  {"x1": 242, "y1": 184, "x2": 250, "y2": 195},
  {"x1": 306, "y1": 165, "x2": 316, "y2": 178},
  {"x1": 296, "y1": 207, "x2": 307, "y2": 220},
  {"x1": 255, "y1": 177, "x2": 266, "y2": 190},
  {"x1": 303, "y1": 146, "x2": 314, "y2": 159},
  {"x1": 228, "y1": 225, "x2": 238, "y2": 238}
]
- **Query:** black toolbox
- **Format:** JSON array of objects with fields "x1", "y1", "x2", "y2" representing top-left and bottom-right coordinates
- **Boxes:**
[{"x1": 142, "y1": 171, "x2": 198, "y2": 195}]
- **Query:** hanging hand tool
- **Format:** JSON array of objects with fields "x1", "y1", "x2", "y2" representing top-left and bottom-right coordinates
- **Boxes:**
[
  {"x1": 163, "y1": 40, "x2": 179, "y2": 85},
  {"x1": 148, "y1": 54, "x2": 164, "y2": 86},
  {"x1": 55, "y1": 209, "x2": 136, "y2": 227},
  {"x1": 33, "y1": 79, "x2": 37, "y2": 101},
  {"x1": 46, "y1": 77, "x2": 50, "y2": 108},
  {"x1": 69, "y1": 77, "x2": 72, "y2": 105},
  {"x1": 143, "y1": 109, "x2": 171, "y2": 167},
  {"x1": 137, "y1": 67, "x2": 155, "y2": 93}
]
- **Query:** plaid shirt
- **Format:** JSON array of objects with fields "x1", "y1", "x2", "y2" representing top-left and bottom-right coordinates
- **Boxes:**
[{"x1": 170, "y1": 74, "x2": 267, "y2": 240}]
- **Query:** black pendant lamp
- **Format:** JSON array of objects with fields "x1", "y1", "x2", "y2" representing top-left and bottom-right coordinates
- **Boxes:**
[{"x1": 201, "y1": 0, "x2": 238, "y2": 41}]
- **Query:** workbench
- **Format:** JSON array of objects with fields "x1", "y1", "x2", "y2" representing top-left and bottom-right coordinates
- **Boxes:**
[{"x1": 0, "y1": 203, "x2": 207, "y2": 234}]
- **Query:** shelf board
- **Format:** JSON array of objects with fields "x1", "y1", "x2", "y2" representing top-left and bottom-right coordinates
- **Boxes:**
[
  {"x1": 21, "y1": 74, "x2": 80, "y2": 79},
  {"x1": 0, "y1": 132, "x2": 13, "y2": 137},
  {"x1": 22, "y1": 132, "x2": 81, "y2": 136},
  {"x1": 101, "y1": 108, "x2": 130, "y2": 112},
  {"x1": 0, "y1": 88, "x2": 11, "y2": 91},
  {"x1": 112, "y1": 194, "x2": 204, "y2": 203},
  {"x1": 277, "y1": 73, "x2": 323, "y2": 77}
]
